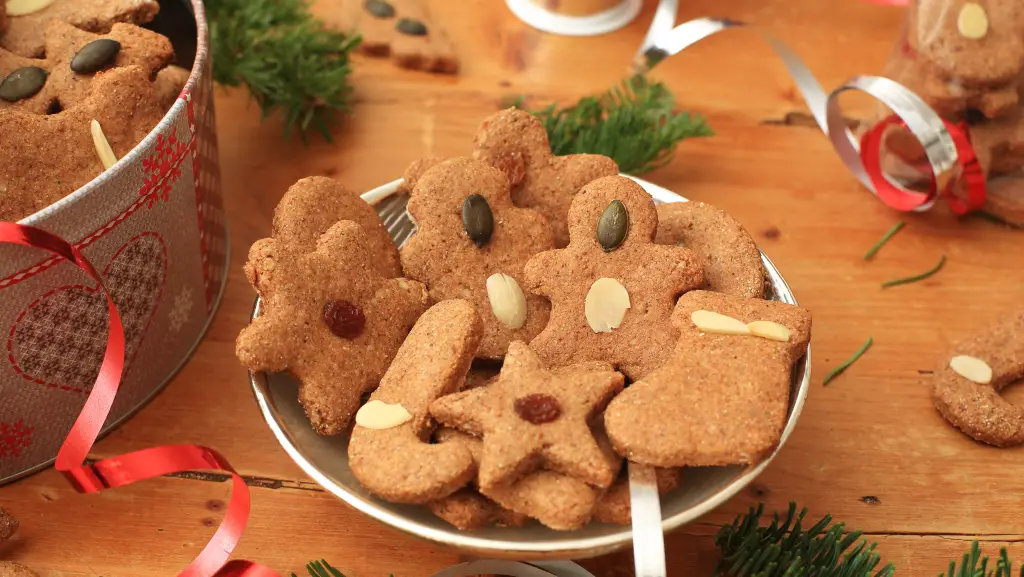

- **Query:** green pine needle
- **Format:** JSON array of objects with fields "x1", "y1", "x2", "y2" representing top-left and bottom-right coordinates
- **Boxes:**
[
  {"x1": 292, "y1": 559, "x2": 346, "y2": 577},
  {"x1": 206, "y1": 0, "x2": 359, "y2": 142},
  {"x1": 881, "y1": 255, "x2": 947, "y2": 289},
  {"x1": 513, "y1": 75, "x2": 713, "y2": 174}
]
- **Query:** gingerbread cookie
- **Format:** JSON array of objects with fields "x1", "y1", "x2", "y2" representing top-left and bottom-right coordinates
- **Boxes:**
[
  {"x1": 348, "y1": 299, "x2": 481, "y2": 503},
  {"x1": 594, "y1": 467, "x2": 683, "y2": 525},
  {"x1": 0, "y1": 562, "x2": 38, "y2": 577},
  {"x1": 932, "y1": 308, "x2": 1024, "y2": 447},
  {"x1": 245, "y1": 176, "x2": 401, "y2": 300},
  {"x1": 1, "y1": 0, "x2": 160, "y2": 58},
  {"x1": 236, "y1": 220, "x2": 429, "y2": 435},
  {"x1": 428, "y1": 488, "x2": 528, "y2": 530},
  {"x1": 523, "y1": 175, "x2": 705, "y2": 380},
  {"x1": 0, "y1": 65, "x2": 165, "y2": 221},
  {"x1": 605, "y1": 290, "x2": 812, "y2": 467},
  {"x1": 430, "y1": 341, "x2": 623, "y2": 490},
  {"x1": 324, "y1": 0, "x2": 457, "y2": 73},
  {"x1": 0, "y1": 21, "x2": 173, "y2": 115},
  {"x1": 435, "y1": 427, "x2": 602, "y2": 530},
  {"x1": 655, "y1": 201, "x2": 765, "y2": 299},
  {"x1": 153, "y1": 64, "x2": 189, "y2": 109},
  {"x1": 400, "y1": 157, "x2": 555, "y2": 359},
  {"x1": 0, "y1": 505, "x2": 16, "y2": 542},
  {"x1": 984, "y1": 174, "x2": 1024, "y2": 226}
]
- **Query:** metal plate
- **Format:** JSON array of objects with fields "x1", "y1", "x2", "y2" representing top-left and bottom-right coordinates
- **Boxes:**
[{"x1": 248, "y1": 176, "x2": 811, "y2": 560}]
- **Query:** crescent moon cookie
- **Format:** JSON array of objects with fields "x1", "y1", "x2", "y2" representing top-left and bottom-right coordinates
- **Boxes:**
[
  {"x1": 604, "y1": 290, "x2": 812, "y2": 467},
  {"x1": 399, "y1": 157, "x2": 555, "y2": 359},
  {"x1": 348, "y1": 299, "x2": 483, "y2": 504},
  {"x1": 236, "y1": 220, "x2": 429, "y2": 436},
  {"x1": 655, "y1": 201, "x2": 766, "y2": 299},
  {"x1": 523, "y1": 175, "x2": 705, "y2": 380},
  {"x1": 932, "y1": 308, "x2": 1024, "y2": 447}
]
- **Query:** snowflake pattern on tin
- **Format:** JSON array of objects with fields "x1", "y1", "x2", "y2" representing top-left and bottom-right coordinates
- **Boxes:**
[
  {"x1": 139, "y1": 132, "x2": 190, "y2": 208},
  {"x1": 168, "y1": 286, "x2": 193, "y2": 333},
  {"x1": 0, "y1": 420, "x2": 34, "y2": 459}
]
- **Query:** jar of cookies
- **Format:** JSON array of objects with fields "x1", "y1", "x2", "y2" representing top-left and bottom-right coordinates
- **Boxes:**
[
  {"x1": 0, "y1": 0, "x2": 226, "y2": 484},
  {"x1": 869, "y1": 0, "x2": 1024, "y2": 223}
]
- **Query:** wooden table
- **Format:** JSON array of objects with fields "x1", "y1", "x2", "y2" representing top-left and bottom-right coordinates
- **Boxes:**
[{"x1": 3, "y1": 0, "x2": 1023, "y2": 575}]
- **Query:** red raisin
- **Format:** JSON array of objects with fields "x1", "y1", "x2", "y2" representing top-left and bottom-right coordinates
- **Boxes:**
[
  {"x1": 323, "y1": 300, "x2": 365, "y2": 339},
  {"x1": 491, "y1": 151, "x2": 526, "y2": 188},
  {"x1": 513, "y1": 393, "x2": 561, "y2": 424}
]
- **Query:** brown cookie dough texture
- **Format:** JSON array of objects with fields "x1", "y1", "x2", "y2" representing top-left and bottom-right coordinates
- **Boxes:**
[
  {"x1": 0, "y1": 505, "x2": 17, "y2": 542},
  {"x1": 0, "y1": 21, "x2": 173, "y2": 115},
  {"x1": 0, "y1": 65, "x2": 165, "y2": 221},
  {"x1": 349, "y1": 299, "x2": 481, "y2": 503},
  {"x1": 431, "y1": 342, "x2": 624, "y2": 490},
  {"x1": 932, "y1": 308, "x2": 1024, "y2": 447},
  {"x1": 984, "y1": 174, "x2": 1024, "y2": 226},
  {"x1": 524, "y1": 175, "x2": 705, "y2": 380},
  {"x1": 605, "y1": 290, "x2": 812, "y2": 468},
  {"x1": 324, "y1": 0, "x2": 457, "y2": 73},
  {"x1": 401, "y1": 157, "x2": 555, "y2": 359},
  {"x1": 434, "y1": 428, "x2": 603, "y2": 531},
  {"x1": 153, "y1": 64, "x2": 190, "y2": 110},
  {"x1": 593, "y1": 467, "x2": 683, "y2": 525},
  {"x1": 245, "y1": 176, "x2": 401, "y2": 300},
  {"x1": 1, "y1": 0, "x2": 160, "y2": 58},
  {"x1": 0, "y1": 562, "x2": 39, "y2": 577},
  {"x1": 655, "y1": 201, "x2": 765, "y2": 299},
  {"x1": 236, "y1": 221, "x2": 429, "y2": 436},
  {"x1": 427, "y1": 488, "x2": 527, "y2": 530}
]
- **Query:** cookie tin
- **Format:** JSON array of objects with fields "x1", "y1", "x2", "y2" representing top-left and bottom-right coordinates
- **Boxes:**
[
  {"x1": 0, "y1": 0, "x2": 225, "y2": 484},
  {"x1": 247, "y1": 176, "x2": 811, "y2": 560}
]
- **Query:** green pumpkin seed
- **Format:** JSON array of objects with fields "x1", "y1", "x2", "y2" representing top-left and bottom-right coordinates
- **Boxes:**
[
  {"x1": 70, "y1": 39, "x2": 121, "y2": 74},
  {"x1": 0, "y1": 66, "x2": 47, "y2": 102},
  {"x1": 364, "y1": 0, "x2": 395, "y2": 18},
  {"x1": 462, "y1": 194, "x2": 494, "y2": 248},
  {"x1": 597, "y1": 199, "x2": 628, "y2": 252},
  {"x1": 396, "y1": 18, "x2": 428, "y2": 36}
]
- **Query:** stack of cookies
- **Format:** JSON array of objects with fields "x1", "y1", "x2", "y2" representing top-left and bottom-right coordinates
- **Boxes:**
[
  {"x1": 0, "y1": 0, "x2": 190, "y2": 221},
  {"x1": 880, "y1": 0, "x2": 1024, "y2": 223},
  {"x1": 237, "y1": 108, "x2": 813, "y2": 531}
]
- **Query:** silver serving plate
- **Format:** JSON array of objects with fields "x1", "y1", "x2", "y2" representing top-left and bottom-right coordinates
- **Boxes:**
[{"x1": 247, "y1": 176, "x2": 811, "y2": 560}]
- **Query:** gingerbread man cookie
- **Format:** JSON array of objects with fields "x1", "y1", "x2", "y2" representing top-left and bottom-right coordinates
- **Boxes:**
[
  {"x1": 434, "y1": 427, "x2": 603, "y2": 531},
  {"x1": 245, "y1": 176, "x2": 401, "y2": 301},
  {"x1": 0, "y1": 20, "x2": 173, "y2": 115},
  {"x1": 0, "y1": 65, "x2": 165, "y2": 221},
  {"x1": 348, "y1": 299, "x2": 481, "y2": 503},
  {"x1": 323, "y1": 0, "x2": 457, "y2": 73},
  {"x1": 655, "y1": 201, "x2": 765, "y2": 299},
  {"x1": 400, "y1": 157, "x2": 555, "y2": 359},
  {"x1": 604, "y1": 290, "x2": 811, "y2": 467},
  {"x1": 236, "y1": 220, "x2": 429, "y2": 436},
  {"x1": 1, "y1": 0, "x2": 160, "y2": 58},
  {"x1": 430, "y1": 341, "x2": 623, "y2": 490},
  {"x1": 932, "y1": 308, "x2": 1024, "y2": 447},
  {"x1": 523, "y1": 175, "x2": 705, "y2": 380}
]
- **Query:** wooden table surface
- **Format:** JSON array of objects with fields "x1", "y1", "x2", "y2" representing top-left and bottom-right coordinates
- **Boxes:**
[{"x1": 3, "y1": 0, "x2": 1024, "y2": 575}]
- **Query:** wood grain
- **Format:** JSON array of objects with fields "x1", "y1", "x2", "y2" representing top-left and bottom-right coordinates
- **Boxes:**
[{"x1": 2, "y1": 0, "x2": 1024, "y2": 575}]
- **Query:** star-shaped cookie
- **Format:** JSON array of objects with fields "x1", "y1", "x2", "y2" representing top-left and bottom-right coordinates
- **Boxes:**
[
  {"x1": 400, "y1": 157, "x2": 555, "y2": 359},
  {"x1": 604, "y1": 290, "x2": 812, "y2": 467},
  {"x1": 237, "y1": 220, "x2": 429, "y2": 435},
  {"x1": 400, "y1": 108, "x2": 619, "y2": 247},
  {"x1": 430, "y1": 341, "x2": 624, "y2": 490},
  {"x1": 523, "y1": 175, "x2": 705, "y2": 380},
  {"x1": 0, "y1": 20, "x2": 173, "y2": 115},
  {"x1": 1, "y1": 0, "x2": 159, "y2": 58},
  {"x1": 0, "y1": 65, "x2": 165, "y2": 221}
]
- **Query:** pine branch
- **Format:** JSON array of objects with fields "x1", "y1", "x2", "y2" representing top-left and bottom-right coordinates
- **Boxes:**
[
  {"x1": 513, "y1": 75, "x2": 713, "y2": 175},
  {"x1": 292, "y1": 559, "x2": 346, "y2": 577},
  {"x1": 206, "y1": 0, "x2": 360, "y2": 142}
]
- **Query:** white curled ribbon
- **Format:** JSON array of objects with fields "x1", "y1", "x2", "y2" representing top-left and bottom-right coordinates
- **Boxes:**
[
  {"x1": 429, "y1": 560, "x2": 596, "y2": 577},
  {"x1": 628, "y1": 463, "x2": 667, "y2": 577},
  {"x1": 631, "y1": 16, "x2": 981, "y2": 213}
]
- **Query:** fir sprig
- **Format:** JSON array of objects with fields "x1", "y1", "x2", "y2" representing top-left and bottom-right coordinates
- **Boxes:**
[
  {"x1": 206, "y1": 0, "x2": 359, "y2": 142},
  {"x1": 514, "y1": 75, "x2": 713, "y2": 174},
  {"x1": 292, "y1": 559, "x2": 345, "y2": 577}
]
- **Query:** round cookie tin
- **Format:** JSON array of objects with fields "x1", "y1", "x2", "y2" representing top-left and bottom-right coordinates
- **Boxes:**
[
  {"x1": 0, "y1": 0, "x2": 225, "y2": 484},
  {"x1": 247, "y1": 176, "x2": 812, "y2": 560}
]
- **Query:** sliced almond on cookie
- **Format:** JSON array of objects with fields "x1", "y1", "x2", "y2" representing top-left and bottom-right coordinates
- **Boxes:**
[
  {"x1": 585, "y1": 277, "x2": 630, "y2": 333},
  {"x1": 691, "y1": 310, "x2": 750, "y2": 335},
  {"x1": 949, "y1": 355, "x2": 993, "y2": 384},
  {"x1": 486, "y1": 273, "x2": 527, "y2": 329},
  {"x1": 6, "y1": 0, "x2": 58, "y2": 16},
  {"x1": 957, "y1": 3, "x2": 989, "y2": 40},
  {"x1": 355, "y1": 400, "x2": 413, "y2": 430},
  {"x1": 747, "y1": 320, "x2": 791, "y2": 342}
]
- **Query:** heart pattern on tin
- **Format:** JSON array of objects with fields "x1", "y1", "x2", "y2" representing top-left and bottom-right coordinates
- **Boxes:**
[{"x1": 7, "y1": 233, "x2": 167, "y2": 394}]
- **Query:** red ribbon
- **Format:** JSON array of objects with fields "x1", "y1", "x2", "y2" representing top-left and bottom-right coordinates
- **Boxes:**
[
  {"x1": 858, "y1": 115, "x2": 987, "y2": 215},
  {"x1": 0, "y1": 222, "x2": 280, "y2": 577}
]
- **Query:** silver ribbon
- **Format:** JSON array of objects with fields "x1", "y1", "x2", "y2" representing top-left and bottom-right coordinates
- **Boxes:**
[
  {"x1": 631, "y1": 15, "x2": 962, "y2": 212},
  {"x1": 628, "y1": 463, "x2": 666, "y2": 577}
]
